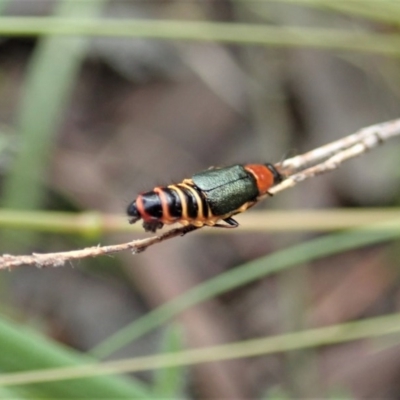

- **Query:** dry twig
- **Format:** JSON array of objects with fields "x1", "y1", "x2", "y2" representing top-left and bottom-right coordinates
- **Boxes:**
[{"x1": 1, "y1": 119, "x2": 400, "y2": 270}]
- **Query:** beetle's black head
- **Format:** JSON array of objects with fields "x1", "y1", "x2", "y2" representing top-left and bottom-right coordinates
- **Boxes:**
[
  {"x1": 265, "y1": 163, "x2": 283, "y2": 184},
  {"x1": 127, "y1": 200, "x2": 141, "y2": 224}
]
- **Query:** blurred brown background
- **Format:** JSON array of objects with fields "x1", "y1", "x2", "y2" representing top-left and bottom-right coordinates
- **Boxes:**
[{"x1": 1, "y1": 0, "x2": 400, "y2": 398}]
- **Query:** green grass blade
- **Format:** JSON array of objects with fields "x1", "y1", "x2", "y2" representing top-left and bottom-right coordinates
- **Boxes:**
[
  {"x1": 90, "y1": 218, "x2": 400, "y2": 358},
  {"x1": 152, "y1": 325, "x2": 186, "y2": 398},
  {"x1": 0, "y1": 386, "x2": 27, "y2": 400},
  {"x1": 0, "y1": 18, "x2": 398, "y2": 55},
  {"x1": 0, "y1": 0, "x2": 106, "y2": 250},
  {"x1": 0, "y1": 315, "x2": 151, "y2": 398},
  {"x1": 0, "y1": 209, "x2": 399, "y2": 236},
  {"x1": 281, "y1": 0, "x2": 400, "y2": 25},
  {"x1": 4, "y1": 313, "x2": 400, "y2": 386}
]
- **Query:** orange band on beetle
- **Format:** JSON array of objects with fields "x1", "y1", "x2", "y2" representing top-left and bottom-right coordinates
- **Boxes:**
[
  {"x1": 168, "y1": 184, "x2": 188, "y2": 219},
  {"x1": 136, "y1": 195, "x2": 152, "y2": 221},
  {"x1": 154, "y1": 187, "x2": 174, "y2": 223},
  {"x1": 244, "y1": 164, "x2": 275, "y2": 195}
]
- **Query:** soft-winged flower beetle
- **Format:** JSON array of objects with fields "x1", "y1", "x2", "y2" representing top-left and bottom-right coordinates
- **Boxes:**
[{"x1": 127, "y1": 163, "x2": 282, "y2": 232}]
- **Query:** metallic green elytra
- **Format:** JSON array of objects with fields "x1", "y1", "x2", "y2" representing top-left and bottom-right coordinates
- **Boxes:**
[{"x1": 192, "y1": 165, "x2": 259, "y2": 216}]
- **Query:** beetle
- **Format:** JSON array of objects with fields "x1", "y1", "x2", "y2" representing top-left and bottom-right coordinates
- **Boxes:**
[{"x1": 127, "y1": 163, "x2": 282, "y2": 232}]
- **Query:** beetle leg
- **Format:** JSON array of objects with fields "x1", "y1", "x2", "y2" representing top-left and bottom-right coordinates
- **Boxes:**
[
  {"x1": 213, "y1": 217, "x2": 239, "y2": 229},
  {"x1": 224, "y1": 217, "x2": 239, "y2": 227},
  {"x1": 142, "y1": 220, "x2": 164, "y2": 233}
]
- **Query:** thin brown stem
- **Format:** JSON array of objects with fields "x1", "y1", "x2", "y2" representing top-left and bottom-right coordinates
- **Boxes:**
[{"x1": 1, "y1": 118, "x2": 400, "y2": 270}]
